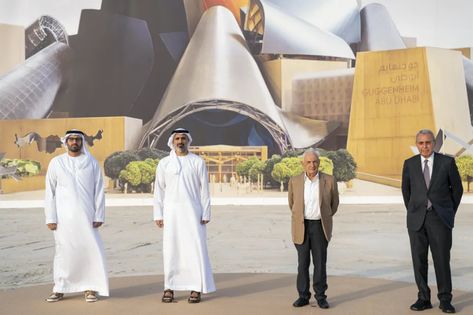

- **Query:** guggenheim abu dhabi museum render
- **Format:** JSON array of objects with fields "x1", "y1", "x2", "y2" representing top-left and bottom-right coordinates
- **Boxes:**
[
  {"x1": 140, "y1": 6, "x2": 338, "y2": 152},
  {"x1": 1, "y1": 0, "x2": 473, "y2": 186}
]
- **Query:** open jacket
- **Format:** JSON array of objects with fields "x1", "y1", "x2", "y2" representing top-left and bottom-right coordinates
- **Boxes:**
[{"x1": 288, "y1": 172, "x2": 339, "y2": 244}]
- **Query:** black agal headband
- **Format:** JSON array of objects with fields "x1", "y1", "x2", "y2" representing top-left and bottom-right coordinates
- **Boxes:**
[
  {"x1": 65, "y1": 129, "x2": 85, "y2": 136},
  {"x1": 171, "y1": 128, "x2": 189, "y2": 135}
]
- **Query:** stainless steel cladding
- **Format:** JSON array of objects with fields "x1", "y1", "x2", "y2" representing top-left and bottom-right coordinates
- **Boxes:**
[{"x1": 0, "y1": 42, "x2": 70, "y2": 120}]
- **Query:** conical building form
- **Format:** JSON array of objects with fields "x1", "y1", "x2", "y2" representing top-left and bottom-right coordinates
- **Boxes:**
[{"x1": 141, "y1": 6, "x2": 333, "y2": 151}]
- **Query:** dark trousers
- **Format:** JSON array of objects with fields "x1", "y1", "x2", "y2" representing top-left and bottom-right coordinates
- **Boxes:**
[
  {"x1": 295, "y1": 219, "x2": 328, "y2": 301},
  {"x1": 408, "y1": 209, "x2": 453, "y2": 302}
]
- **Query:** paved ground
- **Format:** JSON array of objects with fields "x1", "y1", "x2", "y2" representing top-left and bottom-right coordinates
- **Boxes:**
[
  {"x1": 1, "y1": 181, "x2": 472, "y2": 314},
  {"x1": 2, "y1": 274, "x2": 473, "y2": 315},
  {"x1": 1, "y1": 204, "x2": 472, "y2": 292}
]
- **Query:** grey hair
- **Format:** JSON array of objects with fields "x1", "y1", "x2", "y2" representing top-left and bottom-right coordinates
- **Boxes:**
[
  {"x1": 416, "y1": 129, "x2": 436, "y2": 143},
  {"x1": 302, "y1": 148, "x2": 320, "y2": 159}
]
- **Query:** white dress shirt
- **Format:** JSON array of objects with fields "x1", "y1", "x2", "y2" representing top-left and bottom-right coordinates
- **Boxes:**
[
  {"x1": 304, "y1": 173, "x2": 321, "y2": 220},
  {"x1": 421, "y1": 153, "x2": 434, "y2": 178}
]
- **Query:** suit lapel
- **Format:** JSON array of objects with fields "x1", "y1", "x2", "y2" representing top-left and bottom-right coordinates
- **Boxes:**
[
  {"x1": 298, "y1": 174, "x2": 305, "y2": 210},
  {"x1": 414, "y1": 155, "x2": 427, "y2": 188},
  {"x1": 429, "y1": 152, "x2": 440, "y2": 190},
  {"x1": 319, "y1": 172, "x2": 324, "y2": 206}
]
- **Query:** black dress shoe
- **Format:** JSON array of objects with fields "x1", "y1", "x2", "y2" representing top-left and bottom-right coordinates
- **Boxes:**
[
  {"x1": 292, "y1": 297, "x2": 309, "y2": 307},
  {"x1": 439, "y1": 301, "x2": 456, "y2": 313},
  {"x1": 317, "y1": 299, "x2": 330, "y2": 309},
  {"x1": 410, "y1": 299, "x2": 433, "y2": 311}
]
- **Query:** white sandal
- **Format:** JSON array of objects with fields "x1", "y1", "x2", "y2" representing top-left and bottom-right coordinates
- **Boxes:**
[
  {"x1": 46, "y1": 292, "x2": 64, "y2": 302},
  {"x1": 85, "y1": 290, "x2": 98, "y2": 303}
]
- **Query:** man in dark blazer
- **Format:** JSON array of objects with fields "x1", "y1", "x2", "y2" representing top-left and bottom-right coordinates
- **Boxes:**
[
  {"x1": 402, "y1": 129, "x2": 463, "y2": 313},
  {"x1": 288, "y1": 148, "x2": 339, "y2": 309}
]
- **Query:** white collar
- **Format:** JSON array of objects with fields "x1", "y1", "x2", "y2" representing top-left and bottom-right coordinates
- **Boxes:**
[
  {"x1": 422, "y1": 153, "x2": 434, "y2": 164},
  {"x1": 304, "y1": 172, "x2": 319, "y2": 182}
]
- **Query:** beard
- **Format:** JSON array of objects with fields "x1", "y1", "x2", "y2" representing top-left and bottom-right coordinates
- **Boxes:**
[
  {"x1": 174, "y1": 143, "x2": 188, "y2": 153},
  {"x1": 67, "y1": 144, "x2": 82, "y2": 153}
]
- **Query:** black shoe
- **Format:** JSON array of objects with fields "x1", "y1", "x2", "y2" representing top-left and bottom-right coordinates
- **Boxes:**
[
  {"x1": 292, "y1": 297, "x2": 310, "y2": 307},
  {"x1": 439, "y1": 301, "x2": 456, "y2": 313},
  {"x1": 410, "y1": 299, "x2": 433, "y2": 311},
  {"x1": 317, "y1": 299, "x2": 330, "y2": 309}
]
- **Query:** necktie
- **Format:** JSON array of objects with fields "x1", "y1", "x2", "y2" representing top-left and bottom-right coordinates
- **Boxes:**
[{"x1": 423, "y1": 159, "x2": 432, "y2": 209}]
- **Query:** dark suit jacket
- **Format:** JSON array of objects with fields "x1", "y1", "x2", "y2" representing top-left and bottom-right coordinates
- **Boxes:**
[
  {"x1": 401, "y1": 152, "x2": 463, "y2": 231},
  {"x1": 288, "y1": 172, "x2": 339, "y2": 244}
]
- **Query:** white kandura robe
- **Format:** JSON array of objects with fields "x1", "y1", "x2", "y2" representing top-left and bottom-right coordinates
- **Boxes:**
[
  {"x1": 44, "y1": 153, "x2": 109, "y2": 296},
  {"x1": 153, "y1": 153, "x2": 216, "y2": 293}
]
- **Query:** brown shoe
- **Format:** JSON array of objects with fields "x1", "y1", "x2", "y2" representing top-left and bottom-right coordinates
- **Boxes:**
[
  {"x1": 162, "y1": 289, "x2": 174, "y2": 303},
  {"x1": 188, "y1": 291, "x2": 201, "y2": 303}
]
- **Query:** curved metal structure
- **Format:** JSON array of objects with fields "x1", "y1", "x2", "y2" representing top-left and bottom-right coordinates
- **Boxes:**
[
  {"x1": 261, "y1": 0, "x2": 360, "y2": 44},
  {"x1": 141, "y1": 6, "x2": 330, "y2": 151},
  {"x1": 25, "y1": 15, "x2": 69, "y2": 58},
  {"x1": 244, "y1": 0, "x2": 355, "y2": 59},
  {"x1": 52, "y1": 9, "x2": 155, "y2": 119},
  {"x1": 144, "y1": 100, "x2": 290, "y2": 151},
  {"x1": 358, "y1": 3, "x2": 406, "y2": 52},
  {"x1": 279, "y1": 111, "x2": 338, "y2": 149},
  {"x1": 99, "y1": 1, "x2": 188, "y2": 122},
  {"x1": 0, "y1": 42, "x2": 70, "y2": 119},
  {"x1": 141, "y1": 6, "x2": 289, "y2": 150},
  {"x1": 183, "y1": 0, "x2": 205, "y2": 37}
]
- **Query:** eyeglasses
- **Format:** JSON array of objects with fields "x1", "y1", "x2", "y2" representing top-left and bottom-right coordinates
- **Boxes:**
[{"x1": 67, "y1": 137, "x2": 82, "y2": 143}]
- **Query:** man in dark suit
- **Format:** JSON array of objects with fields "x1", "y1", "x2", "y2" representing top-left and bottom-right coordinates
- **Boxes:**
[
  {"x1": 288, "y1": 149, "x2": 339, "y2": 309},
  {"x1": 402, "y1": 129, "x2": 463, "y2": 314}
]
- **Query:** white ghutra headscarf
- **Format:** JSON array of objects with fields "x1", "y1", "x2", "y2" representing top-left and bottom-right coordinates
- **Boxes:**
[
  {"x1": 167, "y1": 128, "x2": 193, "y2": 174},
  {"x1": 61, "y1": 129, "x2": 92, "y2": 171}
]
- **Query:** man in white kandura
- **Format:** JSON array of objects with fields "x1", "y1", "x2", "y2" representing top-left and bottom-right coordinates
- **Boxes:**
[
  {"x1": 44, "y1": 129, "x2": 109, "y2": 303},
  {"x1": 153, "y1": 128, "x2": 216, "y2": 303}
]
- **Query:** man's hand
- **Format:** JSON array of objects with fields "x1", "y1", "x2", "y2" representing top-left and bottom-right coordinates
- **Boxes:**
[
  {"x1": 93, "y1": 222, "x2": 103, "y2": 228},
  {"x1": 155, "y1": 220, "x2": 164, "y2": 228},
  {"x1": 201, "y1": 220, "x2": 209, "y2": 225},
  {"x1": 47, "y1": 223, "x2": 57, "y2": 230}
]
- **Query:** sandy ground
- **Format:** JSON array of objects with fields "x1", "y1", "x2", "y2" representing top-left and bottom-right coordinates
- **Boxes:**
[
  {"x1": 2, "y1": 274, "x2": 473, "y2": 315},
  {"x1": 1, "y1": 204, "x2": 472, "y2": 293}
]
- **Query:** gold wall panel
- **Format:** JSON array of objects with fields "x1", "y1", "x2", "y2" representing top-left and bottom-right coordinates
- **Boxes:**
[
  {"x1": 292, "y1": 68, "x2": 354, "y2": 127},
  {"x1": 0, "y1": 116, "x2": 142, "y2": 193},
  {"x1": 0, "y1": 175, "x2": 45, "y2": 194},
  {"x1": 259, "y1": 58, "x2": 349, "y2": 109},
  {"x1": 454, "y1": 47, "x2": 471, "y2": 59},
  {"x1": 347, "y1": 47, "x2": 472, "y2": 184}
]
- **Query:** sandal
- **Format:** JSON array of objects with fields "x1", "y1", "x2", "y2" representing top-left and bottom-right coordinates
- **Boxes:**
[
  {"x1": 46, "y1": 292, "x2": 64, "y2": 302},
  {"x1": 162, "y1": 289, "x2": 174, "y2": 303},
  {"x1": 84, "y1": 290, "x2": 98, "y2": 303},
  {"x1": 188, "y1": 291, "x2": 201, "y2": 303}
]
